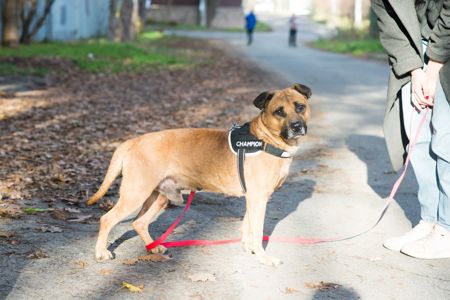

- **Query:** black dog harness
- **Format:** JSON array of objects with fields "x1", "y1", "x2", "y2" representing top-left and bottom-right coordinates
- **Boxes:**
[{"x1": 228, "y1": 123, "x2": 292, "y2": 193}]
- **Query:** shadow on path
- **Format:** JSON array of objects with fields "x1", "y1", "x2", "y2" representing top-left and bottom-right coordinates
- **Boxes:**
[
  {"x1": 346, "y1": 134, "x2": 420, "y2": 225},
  {"x1": 312, "y1": 285, "x2": 360, "y2": 300},
  {"x1": 107, "y1": 179, "x2": 316, "y2": 256}
]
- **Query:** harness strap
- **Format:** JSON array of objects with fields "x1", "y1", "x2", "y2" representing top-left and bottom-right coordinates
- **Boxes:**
[
  {"x1": 237, "y1": 149, "x2": 247, "y2": 193},
  {"x1": 264, "y1": 143, "x2": 292, "y2": 158}
]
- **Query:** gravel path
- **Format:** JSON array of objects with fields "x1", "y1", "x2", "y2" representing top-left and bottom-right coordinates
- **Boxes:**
[{"x1": 2, "y1": 15, "x2": 450, "y2": 300}]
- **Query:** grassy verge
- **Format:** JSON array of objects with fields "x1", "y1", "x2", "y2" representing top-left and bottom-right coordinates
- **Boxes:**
[
  {"x1": 0, "y1": 62, "x2": 49, "y2": 76},
  {"x1": 146, "y1": 20, "x2": 272, "y2": 32},
  {"x1": 312, "y1": 28, "x2": 385, "y2": 58},
  {"x1": 0, "y1": 31, "x2": 195, "y2": 75}
]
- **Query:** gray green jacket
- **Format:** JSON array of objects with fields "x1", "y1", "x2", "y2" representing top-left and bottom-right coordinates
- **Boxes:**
[{"x1": 371, "y1": 0, "x2": 450, "y2": 170}]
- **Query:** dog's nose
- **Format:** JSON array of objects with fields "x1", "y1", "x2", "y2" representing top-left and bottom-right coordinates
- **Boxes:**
[
  {"x1": 290, "y1": 121, "x2": 303, "y2": 131},
  {"x1": 290, "y1": 121, "x2": 307, "y2": 135}
]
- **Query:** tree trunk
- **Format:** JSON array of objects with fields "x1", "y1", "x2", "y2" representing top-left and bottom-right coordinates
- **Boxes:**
[
  {"x1": 120, "y1": 0, "x2": 137, "y2": 41},
  {"x1": 19, "y1": 0, "x2": 38, "y2": 44},
  {"x1": 2, "y1": 0, "x2": 19, "y2": 47},
  {"x1": 20, "y1": 0, "x2": 55, "y2": 44},
  {"x1": 107, "y1": 0, "x2": 118, "y2": 41},
  {"x1": 353, "y1": 0, "x2": 363, "y2": 29},
  {"x1": 206, "y1": 0, "x2": 218, "y2": 27},
  {"x1": 138, "y1": 0, "x2": 146, "y2": 25}
]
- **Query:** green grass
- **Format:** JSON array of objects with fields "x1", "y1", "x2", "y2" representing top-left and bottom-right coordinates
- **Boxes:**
[
  {"x1": 0, "y1": 31, "x2": 194, "y2": 74},
  {"x1": 312, "y1": 28, "x2": 384, "y2": 57},
  {"x1": 0, "y1": 62, "x2": 49, "y2": 76},
  {"x1": 254, "y1": 21, "x2": 272, "y2": 32},
  {"x1": 313, "y1": 38, "x2": 384, "y2": 56},
  {"x1": 146, "y1": 20, "x2": 272, "y2": 32}
]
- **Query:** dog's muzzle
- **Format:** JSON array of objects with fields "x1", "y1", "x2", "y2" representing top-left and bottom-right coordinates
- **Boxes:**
[
  {"x1": 282, "y1": 121, "x2": 307, "y2": 139},
  {"x1": 290, "y1": 121, "x2": 307, "y2": 136}
]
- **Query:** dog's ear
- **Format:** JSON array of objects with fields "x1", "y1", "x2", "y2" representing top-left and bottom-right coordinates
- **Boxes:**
[
  {"x1": 253, "y1": 91, "x2": 274, "y2": 110},
  {"x1": 292, "y1": 83, "x2": 312, "y2": 99}
]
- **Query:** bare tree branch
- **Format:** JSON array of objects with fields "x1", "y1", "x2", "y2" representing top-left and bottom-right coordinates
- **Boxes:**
[{"x1": 21, "y1": 0, "x2": 55, "y2": 44}]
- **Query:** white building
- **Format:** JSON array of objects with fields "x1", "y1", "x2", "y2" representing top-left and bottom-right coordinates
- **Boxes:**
[{"x1": 0, "y1": 0, "x2": 109, "y2": 42}]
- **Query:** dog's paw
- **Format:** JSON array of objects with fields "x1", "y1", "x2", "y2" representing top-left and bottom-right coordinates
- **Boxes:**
[
  {"x1": 149, "y1": 245, "x2": 167, "y2": 254},
  {"x1": 257, "y1": 254, "x2": 282, "y2": 267},
  {"x1": 241, "y1": 239, "x2": 254, "y2": 254},
  {"x1": 95, "y1": 249, "x2": 114, "y2": 262}
]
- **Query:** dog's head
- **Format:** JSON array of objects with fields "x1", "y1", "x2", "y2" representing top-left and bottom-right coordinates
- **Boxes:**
[{"x1": 253, "y1": 83, "x2": 312, "y2": 145}]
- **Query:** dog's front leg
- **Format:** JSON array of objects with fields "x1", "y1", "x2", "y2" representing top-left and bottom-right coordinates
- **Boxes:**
[
  {"x1": 245, "y1": 193, "x2": 281, "y2": 266},
  {"x1": 241, "y1": 210, "x2": 253, "y2": 254}
]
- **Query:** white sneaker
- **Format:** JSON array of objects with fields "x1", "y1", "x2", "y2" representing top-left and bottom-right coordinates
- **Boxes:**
[
  {"x1": 400, "y1": 224, "x2": 450, "y2": 259},
  {"x1": 383, "y1": 220, "x2": 435, "y2": 251}
]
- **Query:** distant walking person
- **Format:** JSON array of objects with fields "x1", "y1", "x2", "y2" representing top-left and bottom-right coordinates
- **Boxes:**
[
  {"x1": 245, "y1": 10, "x2": 257, "y2": 45},
  {"x1": 288, "y1": 14, "x2": 297, "y2": 47}
]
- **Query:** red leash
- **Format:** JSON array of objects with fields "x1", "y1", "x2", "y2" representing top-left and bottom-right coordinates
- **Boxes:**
[{"x1": 146, "y1": 109, "x2": 429, "y2": 251}]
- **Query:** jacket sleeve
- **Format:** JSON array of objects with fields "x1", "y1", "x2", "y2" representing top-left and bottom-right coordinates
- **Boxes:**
[
  {"x1": 426, "y1": 0, "x2": 450, "y2": 63},
  {"x1": 371, "y1": 0, "x2": 423, "y2": 76}
]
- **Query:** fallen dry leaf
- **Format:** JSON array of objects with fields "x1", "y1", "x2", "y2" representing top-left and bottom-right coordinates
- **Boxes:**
[
  {"x1": 304, "y1": 281, "x2": 341, "y2": 291},
  {"x1": 122, "y1": 258, "x2": 138, "y2": 266},
  {"x1": 100, "y1": 268, "x2": 112, "y2": 276},
  {"x1": 27, "y1": 250, "x2": 49, "y2": 259},
  {"x1": 137, "y1": 253, "x2": 171, "y2": 262},
  {"x1": 40, "y1": 225, "x2": 63, "y2": 233},
  {"x1": 0, "y1": 203, "x2": 22, "y2": 218},
  {"x1": 74, "y1": 260, "x2": 88, "y2": 268},
  {"x1": 64, "y1": 207, "x2": 80, "y2": 214},
  {"x1": 284, "y1": 287, "x2": 299, "y2": 294},
  {"x1": 50, "y1": 209, "x2": 70, "y2": 220},
  {"x1": 188, "y1": 272, "x2": 216, "y2": 282},
  {"x1": 0, "y1": 231, "x2": 15, "y2": 238},
  {"x1": 67, "y1": 214, "x2": 93, "y2": 223},
  {"x1": 122, "y1": 253, "x2": 171, "y2": 265},
  {"x1": 121, "y1": 281, "x2": 143, "y2": 293}
]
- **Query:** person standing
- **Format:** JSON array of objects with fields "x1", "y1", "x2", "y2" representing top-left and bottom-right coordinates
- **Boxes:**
[
  {"x1": 371, "y1": 0, "x2": 450, "y2": 259},
  {"x1": 245, "y1": 10, "x2": 257, "y2": 45},
  {"x1": 288, "y1": 14, "x2": 298, "y2": 47}
]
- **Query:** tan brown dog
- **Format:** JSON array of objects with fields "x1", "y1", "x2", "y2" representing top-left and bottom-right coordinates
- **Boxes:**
[{"x1": 87, "y1": 84, "x2": 312, "y2": 266}]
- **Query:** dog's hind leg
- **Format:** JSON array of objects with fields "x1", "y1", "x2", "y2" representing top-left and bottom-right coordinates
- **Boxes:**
[
  {"x1": 132, "y1": 192, "x2": 169, "y2": 254},
  {"x1": 136, "y1": 190, "x2": 160, "y2": 219},
  {"x1": 94, "y1": 172, "x2": 158, "y2": 261}
]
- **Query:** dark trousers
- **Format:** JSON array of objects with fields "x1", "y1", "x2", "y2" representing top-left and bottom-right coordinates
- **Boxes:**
[
  {"x1": 289, "y1": 29, "x2": 297, "y2": 47},
  {"x1": 246, "y1": 29, "x2": 254, "y2": 45}
]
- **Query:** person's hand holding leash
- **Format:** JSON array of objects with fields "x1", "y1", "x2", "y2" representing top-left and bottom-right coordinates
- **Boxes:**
[{"x1": 411, "y1": 68, "x2": 433, "y2": 110}]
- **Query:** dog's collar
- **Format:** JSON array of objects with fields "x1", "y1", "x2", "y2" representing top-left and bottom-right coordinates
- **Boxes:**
[{"x1": 228, "y1": 123, "x2": 292, "y2": 158}]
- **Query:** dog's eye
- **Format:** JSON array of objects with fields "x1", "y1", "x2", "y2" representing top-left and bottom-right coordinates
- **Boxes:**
[
  {"x1": 273, "y1": 107, "x2": 286, "y2": 117},
  {"x1": 295, "y1": 103, "x2": 306, "y2": 113}
]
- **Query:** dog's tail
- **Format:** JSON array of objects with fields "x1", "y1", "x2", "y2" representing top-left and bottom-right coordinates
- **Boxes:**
[{"x1": 86, "y1": 140, "x2": 133, "y2": 206}]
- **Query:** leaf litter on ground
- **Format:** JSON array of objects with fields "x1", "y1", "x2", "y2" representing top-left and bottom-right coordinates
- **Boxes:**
[
  {"x1": 123, "y1": 253, "x2": 172, "y2": 265},
  {"x1": 304, "y1": 281, "x2": 342, "y2": 291}
]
